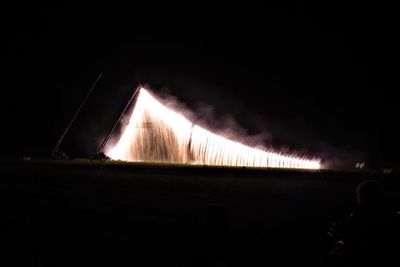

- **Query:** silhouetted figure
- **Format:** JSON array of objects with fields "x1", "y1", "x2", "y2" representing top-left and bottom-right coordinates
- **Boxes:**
[
  {"x1": 328, "y1": 180, "x2": 399, "y2": 266},
  {"x1": 199, "y1": 204, "x2": 231, "y2": 267},
  {"x1": 93, "y1": 152, "x2": 110, "y2": 160},
  {"x1": 51, "y1": 149, "x2": 69, "y2": 160}
]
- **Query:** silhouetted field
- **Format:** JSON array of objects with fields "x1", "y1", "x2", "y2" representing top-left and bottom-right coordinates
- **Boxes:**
[{"x1": 1, "y1": 159, "x2": 399, "y2": 266}]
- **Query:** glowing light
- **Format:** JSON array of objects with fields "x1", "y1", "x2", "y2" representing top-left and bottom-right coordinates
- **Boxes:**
[{"x1": 106, "y1": 87, "x2": 321, "y2": 169}]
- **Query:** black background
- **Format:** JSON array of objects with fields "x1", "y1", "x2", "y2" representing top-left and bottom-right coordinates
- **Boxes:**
[{"x1": 2, "y1": 3, "x2": 398, "y2": 168}]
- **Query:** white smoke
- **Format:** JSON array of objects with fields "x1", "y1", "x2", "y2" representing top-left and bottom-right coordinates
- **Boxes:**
[{"x1": 106, "y1": 87, "x2": 321, "y2": 169}]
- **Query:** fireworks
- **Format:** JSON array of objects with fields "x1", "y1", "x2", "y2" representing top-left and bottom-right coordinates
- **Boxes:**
[{"x1": 106, "y1": 87, "x2": 321, "y2": 169}]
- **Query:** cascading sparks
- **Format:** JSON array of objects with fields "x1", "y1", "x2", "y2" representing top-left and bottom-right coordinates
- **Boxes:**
[{"x1": 106, "y1": 87, "x2": 321, "y2": 169}]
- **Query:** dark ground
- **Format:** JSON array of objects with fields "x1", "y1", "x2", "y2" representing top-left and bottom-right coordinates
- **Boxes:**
[{"x1": 1, "y1": 159, "x2": 399, "y2": 266}]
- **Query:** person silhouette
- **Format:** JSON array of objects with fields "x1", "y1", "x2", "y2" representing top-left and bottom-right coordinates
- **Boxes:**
[
  {"x1": 328, "y1": 180, "x2": 399, "y2": 266},
  {"x1": 198, "y1": 204, "x2": 231, "y2": 267}
]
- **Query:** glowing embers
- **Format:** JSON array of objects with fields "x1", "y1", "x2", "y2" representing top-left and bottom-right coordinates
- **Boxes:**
[{"x1": 106, "y1": 88, "x2": 321, "y2": 169}]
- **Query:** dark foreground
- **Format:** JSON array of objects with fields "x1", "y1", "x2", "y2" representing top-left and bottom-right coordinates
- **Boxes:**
[{"x1": 1, "y1": 159, "x2": 399, "y2": 266}]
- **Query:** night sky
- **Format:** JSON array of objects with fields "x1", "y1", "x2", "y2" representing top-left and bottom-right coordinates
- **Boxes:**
[{"x1": 2, "y1": 3, "x2": 398, "y2": 168}]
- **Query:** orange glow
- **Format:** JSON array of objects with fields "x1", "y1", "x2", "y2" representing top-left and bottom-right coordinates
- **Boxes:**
[{"x1": 106, "y1": 87, "x2": 321, "y2": 169}]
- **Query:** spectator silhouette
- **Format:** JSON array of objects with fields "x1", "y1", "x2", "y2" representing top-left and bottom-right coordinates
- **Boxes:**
[
  {"x1": 328, "y1": 180, "x2": 399, "y2": 266},
  {"x1": 198, "y1": 204, "x2": 231, "y2": 267}
]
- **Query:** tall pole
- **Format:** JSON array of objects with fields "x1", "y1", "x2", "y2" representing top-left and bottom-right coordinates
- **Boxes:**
[
  {"x1": 96, "y1": 86, "x2": 141, "y2": 155},
  {"x1": 52, "y1": 72, "x2": 103, "y2": 157}
]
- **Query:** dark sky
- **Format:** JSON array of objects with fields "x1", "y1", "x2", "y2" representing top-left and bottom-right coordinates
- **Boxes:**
[{"x1": 2, "y1": 3, "x2": 398, "y2": 168}]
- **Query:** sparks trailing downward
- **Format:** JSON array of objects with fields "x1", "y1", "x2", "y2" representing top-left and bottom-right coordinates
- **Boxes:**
[{"x1": 106, "y1": 87, "x2": 321, "y2": 169}]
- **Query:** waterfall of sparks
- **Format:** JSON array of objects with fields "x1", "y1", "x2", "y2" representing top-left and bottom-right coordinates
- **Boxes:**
[{"x1": 106, "y1": 87, "x2": 321, "y2": 169}]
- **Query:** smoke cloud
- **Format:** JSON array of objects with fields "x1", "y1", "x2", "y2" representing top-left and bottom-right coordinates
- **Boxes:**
[{"x1": 105, "y1": 87, "x2": 320, "y2": 169}]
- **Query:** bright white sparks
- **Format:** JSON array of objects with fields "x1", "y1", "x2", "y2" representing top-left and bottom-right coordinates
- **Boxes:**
[{"x1": 106, "y1": 87, "x2": 321, "y2": 169}]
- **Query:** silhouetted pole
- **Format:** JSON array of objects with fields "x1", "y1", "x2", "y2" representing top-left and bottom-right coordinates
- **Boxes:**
[
  {"x1": 52, "y1": 72, "x2": 103, "y2": 157},
  {"x1": 96, "y1": 86, "x2": 141, "y2": 155}
]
